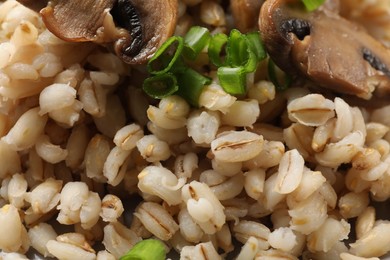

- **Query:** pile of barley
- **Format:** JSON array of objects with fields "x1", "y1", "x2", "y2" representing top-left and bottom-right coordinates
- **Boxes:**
[{"x1": 0, "y1": 1, "x2": 390, "y2": 260}]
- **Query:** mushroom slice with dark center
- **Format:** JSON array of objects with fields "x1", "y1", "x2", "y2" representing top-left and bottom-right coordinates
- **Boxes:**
[
  {"x1": 259, "y1": 0, "x2": 390, "y2": 99},
  {"x1": 111, "y1": 0, "x2": 178, "y2": 64},
  {"x1": 16, "y1": 0, "x2": 178, "y2": 65}
]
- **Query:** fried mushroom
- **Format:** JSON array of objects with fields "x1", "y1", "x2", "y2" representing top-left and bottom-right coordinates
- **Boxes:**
[
  {"x1": 17, "y1": 0, "x2": 178, "y2": 64},
  {"x1": 259, "y1": 0, "x2": 390, "y2": 100}
]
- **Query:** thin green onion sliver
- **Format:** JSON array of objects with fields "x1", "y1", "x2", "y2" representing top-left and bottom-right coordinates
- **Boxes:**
[
  {"x1": 177, "y1": 68, "x2": 212, "y2": 107},
  {"x1": 225, "y1": 29, "x2": 258, "y2": 73},
  {"x1": 242, "y1": 49, "x2": 257, "y2": 73},
  {"x1": 301, "y1": 0, "x2": 325, "y2": 11},
  {"x1": 183, "y1": 26, "x2": 210, "y2": 60},
  {"x1": 147, "y1": 36, "x2": 184, "y2": 75},
  {"x1": 226, "y1": 29, "x2": 249, "y2": 67},
  {"x1": 119, "y1": 239, "x2": 166, "y2": 260},
  {"x1": 208, "y1": 33, "x2": 228, "y2": 67},
  {"x1": 217, "y1": 66, "x2": 247, "y2": 95},
  {"x1": 245, "y1": 31, "x2": 267, "y2": 61},
  {"x1": 142, "y1": 73, "x2": 179, "y2": 99},
  {"x1": 268, "y1": 59, "x2": 292, "y2": 91}
]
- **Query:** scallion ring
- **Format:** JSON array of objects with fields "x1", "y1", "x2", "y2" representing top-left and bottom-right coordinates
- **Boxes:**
[
  {"x1": 183, "y1": 26, "x2": 210, "y2": 60},
  {"x1": 177, "y1": 68, "x2": 212, "y2": 107},
  {"x1": 147, "y1": 36, "x2": 184, "y2": 75},
  {"x1": 217, "y1": 66, "x2": 247, "y2": 95},
  {"x1": 208, "y1": 33, "x2": 228, "y2": 67},
  {"x1": 142, "y1": 73, "x2": 178, "y2": 99},
  {"x1": 245, "y1": 31, "x2": 267, "y2": 61}
]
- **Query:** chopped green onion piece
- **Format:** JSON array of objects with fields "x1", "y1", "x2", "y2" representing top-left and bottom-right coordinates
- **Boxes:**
[
  {"x1": 217, "y1": 66, "x2": 247, "y2": 95},
  {"x1": 225, "y1": 29, "x2": 257, "y2": 73},
  {"x1": 142, "y1": 73, "x2": 178, "y2": 99},
  {"x1": 226, "y1": 29, "x2": 249, "y2": 67},
  {"x1": 242, "y1": 50, "x2": 257, "y2": 73},
  {"x1": 183, "y1": 26, "x2": 210, "y2": 60},
  {"x1": 245, "y1": 32, "x2": 267, "y2": 61},
  {"x1": 147, "y1": 36, "x2": 184, "y2": 75},
  {"x1": 268, "y1": 59, "x2": 292, "y2": 91},
  {"x1": 208, "y1": 33, "x2": 228, "y2": 67},
  {"x1": 119, "y1": 239, "x2": 166, "y2": 260},
  {"x1": 301, "y1": 0, "x2": 325, "y2": 11},
  {"x1": 177, "y1": 68, "x2": 211, "y2": 107}
]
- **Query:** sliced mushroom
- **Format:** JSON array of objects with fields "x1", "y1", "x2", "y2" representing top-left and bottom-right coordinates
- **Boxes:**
[
  {"x1": 40, "y1": 0, "x2": 117, "y2": 42},
  {"x1": 17, "y1": 0, "x2": 178, "y2": 65},
  {"x1": 230, "y1": 0, "x2": 264, "y2": 33},
  {"x1": 111, "y1": 0, "x2": 178, "y2": 64},
  {"x1": 259, "y1": 0, "x2": 390, "y2": 100}
]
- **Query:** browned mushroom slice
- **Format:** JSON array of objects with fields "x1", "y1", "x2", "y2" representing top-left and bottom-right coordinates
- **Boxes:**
[
  {"x1": 230, "y1": 0, "x2": 264, "y2": 33},
  {"x1": 111, "y1": 0, "x2": 178, "y2": 64},
  {"x1": 40, "y1": 0, "x2": 116, "y2": 42},
  {"x1": 17, "y1": 0, "x2": 178, "y2": 65},
  {"x1": 259, "y1": 0, "x2": 390, "y2": 99}
]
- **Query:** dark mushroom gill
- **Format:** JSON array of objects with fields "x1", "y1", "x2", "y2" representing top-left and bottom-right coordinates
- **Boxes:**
[
  {"x1": 112, "y1": 0, "x2": 178, "y2": 64},
  {"x1": 259, "y1": 0, "x2": 390, "y2": 100}
]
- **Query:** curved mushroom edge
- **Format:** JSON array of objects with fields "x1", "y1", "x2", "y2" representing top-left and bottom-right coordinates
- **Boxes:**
[
  {"x1": 17, "y1": 0, "x2": 178, "y2": 65},
  {"x1": 259, "y1": 0, "x2": 390, "y2": 100},
  {"x1": 112, "y1": 0, "x2": 178, "y2": 65}
]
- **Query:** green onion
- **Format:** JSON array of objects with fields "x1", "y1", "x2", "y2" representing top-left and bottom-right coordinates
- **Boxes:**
[
  {"x1": 177, "y1": 68, "x2": 211, "y2": 107},
  {"x1": 268, "y1": 59, "x2": 292, "y2": 91},
  {"x1": 208, "y1": 33, "x2": 228, "y2": 67},
  {"x1": 183, "y1": 26, "x2": 210, "y2": 60},
  {"x1": 119, "y1": 239, "x2": 166, "y2": 260},
  {"x1": 142, "y1": 73, "x2": 178, "y2": 99},
  {"x1": 147, "y1": 36, "x2": 184, "y2": 75},
  {"x1": 242, "y1": 50, "x2": 258, "y2": 73},
  {"x1": 301, "y1": 0, "x2": 325, "y2": 11},
  {"x1": 226, "y1": 29, "x2": 249, "y2": 67},
  {"x1": 226, "y1": 29, "x2": 257, "y2": 73},
  {"x1": 217, "y1": 66, "x2": 247, "y2": 95},
  {"x1": 245, "y1": 31, "x2": 267, "y2": 61},
  {"x1": 145, "y1": 26, "x2": 270, "y2": 101}
]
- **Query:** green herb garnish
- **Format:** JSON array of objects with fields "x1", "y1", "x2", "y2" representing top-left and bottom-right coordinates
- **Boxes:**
[
  {"x1": 183, "y1": 26, "x2": 211, "y2": 60},
  {"x1": 119, "y1": 239, "x2": 166, "y2": 260},
  {"x1": 142, "y1": 73, "x2": 179, "y2": 99},
  {"x1": 147, "y1": 36, "x2": 184, "y2": 75},
  {"x1": 267, "y1": 59, "x2": 292, "y2": 91},
  {"x1": 143, "y1": 26, "x2": 268, "y2": 105},
  {"x1": 301, "y1": 0, "x2": 325, "y2": 11}
]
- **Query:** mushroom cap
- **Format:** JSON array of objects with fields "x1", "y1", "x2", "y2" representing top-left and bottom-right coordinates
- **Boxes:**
[{"x1": 259, "y1": 0, "x2": 390, "y2": 99}]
